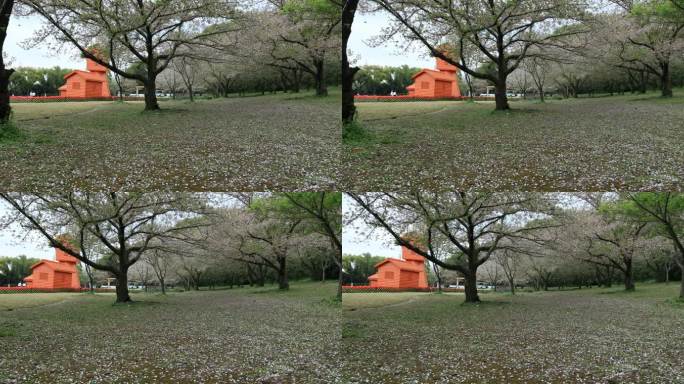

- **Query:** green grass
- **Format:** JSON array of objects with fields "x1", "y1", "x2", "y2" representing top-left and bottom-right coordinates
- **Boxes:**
[
  {"x1": 342, "y1": 90, "x2": 684, "y2": 191},
  {"x1": 0, "y1": 281, "x2": 340, "y2": 383},
  {"x1": 341, "y1": 282, "x2": 684, "y2": 383},
  {"x1": 343, "y1": 292, "x2": 433, "y2": 310},
  {"x1": 0, "y1": 292, "x2": 84, "y2": 311},
  {"x1": 2, "y1": 89, "x2": 339, "y2": 190},
  {"x1": 0, "y1": 121, "x2": 24, "y2": 143},
  {"x1": 11, "y1": 101, "x2": 116, "y2": 121}
]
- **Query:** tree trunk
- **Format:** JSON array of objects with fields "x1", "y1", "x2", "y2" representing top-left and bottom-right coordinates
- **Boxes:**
[
  {"x1": 277, "y1": 257, "x2": 289, "y2": 290},
  {"x1": 509, "y1": 276, "x2": 515, "y2": 295},
  {"x1": 314, "y1": 59, "x2": 327, "y2": 97},
  {"x1": 538, "y1": 85, "x2": 545, "y2": 102},
  {"x1": 678, "y1": 261, "x2": 684, "y2": 299},
  {"x1": 342, "y1": 0, "x2": 360, "y2": 124},
  {"x1": 87, "y1": 273, "x2": 95, "y2": 294},
  {"x1": 0, "y1": 0, "x2": 15, "y2": 123},
  {"x1": 661, "y1": 62, "x2": 672, "y2": 97},
  {"x1": 665, "y1": 264, "x2": 670, "y2": 284},
  {"x1": 115, "y1": 271, "x2": 131, "y2": 303},
  {"x1": 143, "y1": 79, "x2": 160, "y2": 111},
  {"x1": 463, "y1": 271, "x2": 480, "y2": 303},
  {"x1": 494, "y1": 79, "x2": 510, "y2": 111},
  {"x1": 160, "y1": 277, "x2": 166, "y2": 295},
  {"x1": 639, "y1": 71, "x2": 647, "y2": 94},
  {"x1": 188, "y1": 84, "x2": 194, "y2": 102},
  {"x1": 624, "y1": 259, "x2": 635, "y2": 291},
  {"x1": 337, "y1": 266, "x2": 343, "y2": 301},
  {"x1": 435, "y1": 270, "x2": 443, "y2": 293}
]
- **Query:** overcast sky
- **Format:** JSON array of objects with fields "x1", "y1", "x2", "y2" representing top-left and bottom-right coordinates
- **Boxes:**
[
  {"x1": 342, "y1": 195, "x2": 401, "y2": 258},
  {"x1": 0, "y1": 202, "x2": 54, "y2": 260},
  {"x1": 349, "y1": 10, "x2": 434, "y2": 69},
  {"x1": 6, "y1": 15, "x2": 82, "y2": 69}
]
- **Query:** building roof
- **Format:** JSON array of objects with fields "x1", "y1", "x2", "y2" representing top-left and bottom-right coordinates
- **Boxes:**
[
  {"x1": 29, "y1": 259, "x2": 77, "y2": 273},
  {"x1": 63, "y1": 70, "x2": 107, "y2": 83},
  {"x1": 373, "y1": 258, "x2": 425, "y2": 273},
  {"x1": 411, "y1": 69, "x2": 456, "y2": 82}
]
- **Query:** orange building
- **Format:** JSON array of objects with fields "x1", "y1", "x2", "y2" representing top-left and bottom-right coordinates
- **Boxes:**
[
  {"x1": 407, "y1": 56, "x2": 461, "y2": 98},
  {"x1": 24, "y1": 239, "x2": 81, "y2": 290},
  {"x1": 58, "y1": 57, "x2": 111, "y2": 98},
  {"x1": 368, "y1": 244, "x2": 428, "y2": 289}
]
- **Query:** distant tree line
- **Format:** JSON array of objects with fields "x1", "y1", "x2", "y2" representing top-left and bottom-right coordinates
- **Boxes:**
[
  {"x1": 342, "y1": 253, "x2": 385, "y2": 285},
  {"x1": 0, "y1": 255, "x2": 39, "y2": 286},
  {"x1": 352, "y1": 65, "x2": 420, "y2": 95},
  {"x1": 8, "y1": 67, "x2": 71, "y2": 96}
]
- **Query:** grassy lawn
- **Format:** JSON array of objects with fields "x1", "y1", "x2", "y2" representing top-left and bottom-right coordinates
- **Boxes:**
[
  {"x1": 0, "y1": 281, "x2": 340, "y2": 384},
  {"x1": 11, "y1": 101, "x2": 117, "y2": 121},
  {"x1": 0, "y1": 292, "x2": 83, "y2": 310},
  {"x1": 341, "y1": 283, "x2": 684, "y2": 383},
  {"x1": 1, "y1": 90, "x2": 339, "y2": 190},
  {"x1": 342, "y1": 92, "x2": 684, "y2": 190}
]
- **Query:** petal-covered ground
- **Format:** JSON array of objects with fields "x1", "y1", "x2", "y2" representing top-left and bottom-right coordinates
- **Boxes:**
[
  {"x1": 341, "y1": 284, "x2": 684, "y2": 384},
  {"x1": 1, "y1": 92, "x2": 339, "y2": 191},
  {"x1": 342, "y1": 94, "x2": 684, "y2": 191},
  {"x1": 0, "y1": 283, "x2": 341, "y2": 384}
]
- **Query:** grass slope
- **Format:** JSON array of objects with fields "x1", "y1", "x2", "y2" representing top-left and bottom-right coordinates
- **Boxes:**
[
  {"x1": 1, "y1": 91, "x2": 339, "y2": 191},
  {"x1": 342, "y1": 92, "x2": 684, "y2": 191},
  {"x1": 0, "y1": 281, "x2": 341, "y2": 384},
  {"x1": 341, "y1": 283, "x2": 684, "y2": 384}
]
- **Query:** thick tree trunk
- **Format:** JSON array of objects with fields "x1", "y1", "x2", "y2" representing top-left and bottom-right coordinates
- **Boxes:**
[
  {"x1": 494, "y1": 79, "x2": 510, "y2": 111},
  {"x1": 115, "y1": 271, "x2": 131, "y2": 303},
  {"x1": 0, "y1": 0, "x2": 15, "y2": 123},
  {"x1": 337, "y1": 266, "x2": 343, "y2": 301},
  {"x1": 342, "y1": 0, "x2": 360, "y2": 124},
  {"x1": 160, "y1": 277, "x2": 166, "y2": 294},
  {"x1": 538, "y1": 85, "x2": 545, "y2": 102},
  {"x1": 679, "y1": 261, "x2": 684, "y2": 299},
  {"x1": 661, "y1": 62, "x2": 672, "y2": 97},
  {"x1": 314, "y1": 59, "x2": 327, "y2": 97},
  {"x1": 639, "y1": 71, "x2": 647, "y2": 94},
  {"x1": 0, "y1": 68, "x2": 12, "y2": 123},
  {"x1": 143, "y1": 79, "x2": 160, "y2": 111},
  {"x1": 463, "y1": 271, "x2": 480, "y2": 303},
  {"x1": 188, "y1": 84, "x2": 194, "y2": 102},
  {"x1": 509, "y1": 276, "x2": 515, "y2": 295},
  {"x1": 277, "y1": 258, "x2": 289, "y2": 290},
  {"x1": 624, "y1": 259, "x2": 635, "y2": 291}
]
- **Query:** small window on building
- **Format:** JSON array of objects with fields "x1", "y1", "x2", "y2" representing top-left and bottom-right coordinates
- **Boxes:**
[
  {"x1": 421, "y1": 81, "x2": 430, "y2": 89},
  {"x1": 73, "y1": 82, "x2": 81, "y2": 90},
  {"x1": 384, "y1": 271, "x2": 395, "y2": 280},
  {"x1": 40, "y1": 272, "x2": 49, "y2": 280}
]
